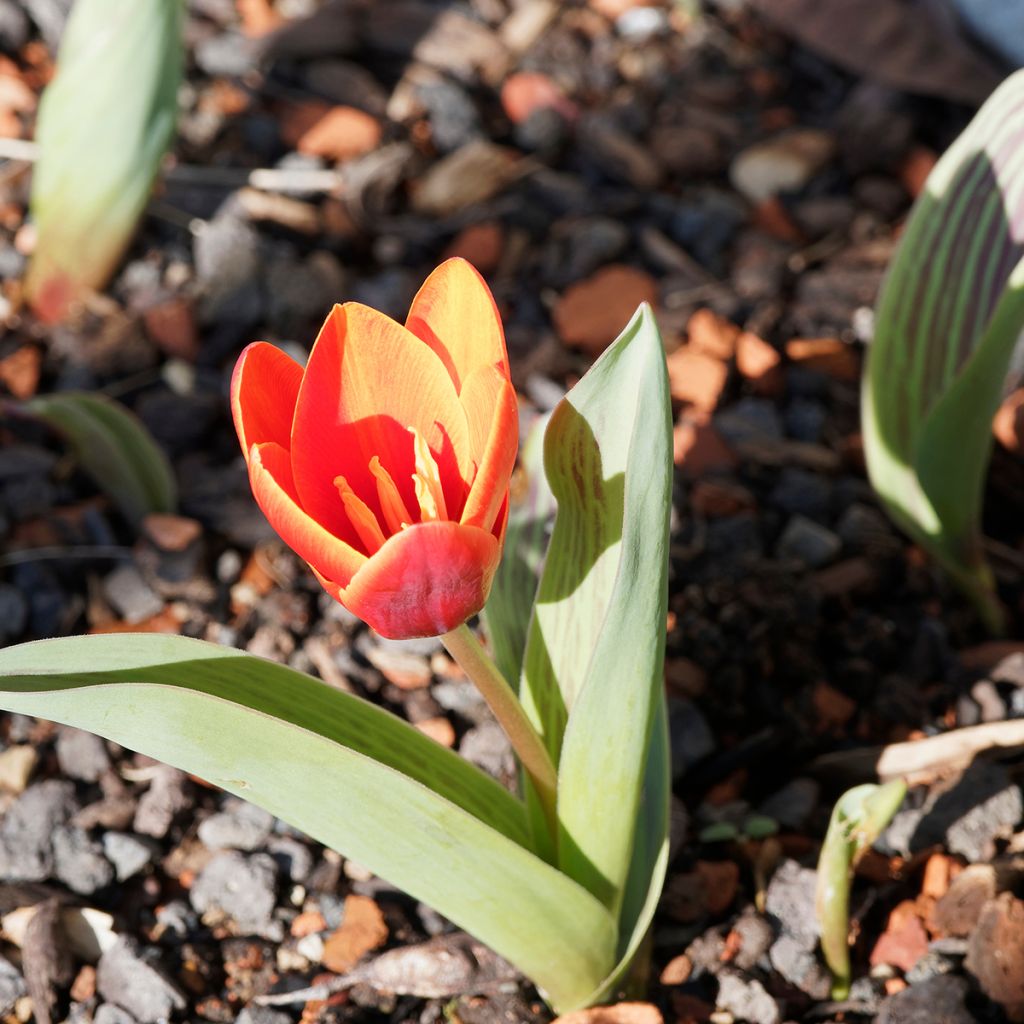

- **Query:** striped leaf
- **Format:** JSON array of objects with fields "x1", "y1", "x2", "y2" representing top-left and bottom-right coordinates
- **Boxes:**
[
  {"x1": 863, "y1": 69, "x2": 1024, "y2": 631},
  {"x1": 26, "y1": 0, "x2": 184, "y2": 321}
]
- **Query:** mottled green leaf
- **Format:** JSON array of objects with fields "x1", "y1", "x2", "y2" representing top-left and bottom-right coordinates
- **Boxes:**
[
  {"x1": 0, "y1": 634, "x2": 617, "y2": 1012},
  {"x1": 863, "y1": 69, "x2": 1024, "y2": 630},
  {"x1": 28, "y1": 391, "x2": 177, "y2": 525}
]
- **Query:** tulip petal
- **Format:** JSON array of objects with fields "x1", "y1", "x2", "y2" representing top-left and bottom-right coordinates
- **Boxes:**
[
  {"x1": 406, "y1": 258, "x2": 508, "y2": 392},
  {"x1": 341, "y1": 521, "x2": 501, "y2": 639},
  {"x1": 291, "y1": 304, "x2": 472, "y2": 539},
  {"x1": 231, "y1": 342, "x2": 304, "y2": 453},
  {"x1": 461, "y1": 377, "x2": 518, "y2": 533},
  {"x1": 458, "y1": 363, "x2": 505, "y2": 467},
  {"x1": 249, "y1": 441, "x2": 366, "y2": 588}
]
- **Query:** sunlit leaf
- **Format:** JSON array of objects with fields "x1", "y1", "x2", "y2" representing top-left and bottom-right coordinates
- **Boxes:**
[
  {"x1": 0, "y1": 634, "x2": 617, "y2": 1012},
  {"x1": 26, "y1": 0, "x2": 184, "y2": 321},
  {"x1": 863, "y1": 69, "x2": 1024, "y2": 631},
  {"x1": 522, "y1": 305, "x2": 672, "y2": 931},
  {"x1": 27, "y1": 391, "x2": 177, "y2": 525}
]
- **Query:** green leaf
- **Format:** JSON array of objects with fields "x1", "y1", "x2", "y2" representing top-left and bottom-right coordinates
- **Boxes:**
[
  {"x1": 482, "y1": 413, "x2": 556, "y2": 688},
  {"x1": 26, "y1": 0, "x2": 184, "y2": 320},
  {"x1": 0, "y1": 634, "x2": 617, "y2": 1013},
  {"x1": 27, "y1": 392, "x2": 177, "y2": 525},
  {"x1": 863, "y1": 69, "x2": 1024, "y2": 631},
  {"x1": 523, "y1": 304, "x2": 672, "y2": 924},
  {"x1": 816, "y1": 780, "x2": 906, "y2": 998}
]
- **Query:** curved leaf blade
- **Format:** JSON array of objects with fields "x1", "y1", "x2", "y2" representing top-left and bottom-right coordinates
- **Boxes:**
[
  {"x1": 0, "y1": 634, "x2": 616, "y2": 1012},
  {"x1": 28, "y1": 392, "x2": 177, "y2": 524},
  {"x1": 27, "y1": 0, "x2": 184, "y2": 320},
  {"x1": 863, "y1": 69, "x2": 1024, "y2": 626},
  {"x1": 524, "y1": 305, "x2": 672, "y2": 918}
]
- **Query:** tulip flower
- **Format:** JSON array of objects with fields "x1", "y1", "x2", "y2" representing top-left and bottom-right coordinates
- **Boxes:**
[{"x1": 231, "y1": 258, "x2": 518, "y2": 640}]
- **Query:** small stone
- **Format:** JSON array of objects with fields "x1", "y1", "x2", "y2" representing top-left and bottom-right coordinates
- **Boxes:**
[
  {"x1": 190, "y1": 851, "x2": 279, "y2": 936},
  {"x1": 56, "y1": 727, "x2": 111, "y2": 783},
  {"x1": 266, "y1": 836, "x2": 314, "y2": 883},
  {"x1": 690, "y1": 480, "x2": 755, "y2": 519},
  {"x1": 459, "y1": 721, "x2": 515, "y2": 782},
  {"x1": 759, "y1": 778, "x2": 819, "y2": 830},
  {"x1": 776, "y1": 515, "x2": 842, "y2": 568},
  {"x1": 876, "y1": 974, "x2": 973, "y2": 1024},
  {"x1": 141, "y1": 298, "x2": 199, "y2": 362},
  {"x1": 53, "y1": 826, "x2": 114, "y2": 894},
  {"x1": 236, "y1": 1008, "x2": 292, "y2": 1024},
  {"x1": 133, "y1": 766, "x2": 191, "y2": 839},
  {"x1": 765, "y1": 859, "x2": 831, "y2": 998},
  {"x1": 96, "y1": 937, "x2": 186, "y2": 1024},
  {"x1": 673, "y1": 418, "x2": 737, "y2": 477},
  {"x1": 728, "y1": 910, "x2": 775, "y2": 971},
  {"x1": 577, "y1": 113, "x2": 661, "y2": 190},
  {"x1": 415, "y1": 717, "x2": 456, "y2": 747},
  {"x1": 417, "y1": 80, "x2": 482, "y2": 153},
  {"x1": 554, "y1": 265, "x2": 658, "y2": 356},
  {"x1": 320, "y1": 893, "x2": 389, "y2": 973},
  {"x1": 666, "y1": 347, "x2": 729, "y2": 412},
  {"x1": 364, "y1": 643, "x2": 432, "y2": 691},
  {"x1": 669, "y1": 699, "x2": 715, "y2": 778},
  {"x1": 966, "y1": 893, "x2": 1024, "y2": 1019},
  {"x1": 552, "y1": 1004, "x2": 663, "y2": 1024},
  {"x1": 0, "y1": 584, "x2": 27, "y2": 644},
  {"x1": 501, "y1": 71, "x2": 576, "y2": 124},
  {"x1": 933, "y1": 865, "x2": 997, "y2": 937},
  {"x1": 412, "y1": 140, "x2": 522, "y2": 216},
  {"x1": 0, "y1": 746, "x2": 36, "y2": 794},
  {"x1": 0, "y1": 780, "x2": 76, "y2": 881},
  {"x1": 871, "y1": 900, "x2": 929, "y2": 973},
  {"x1": 785, "y1": 337, "x2": 860, "y2": 382},
  {"x1": 0, "y1": 345, "x2": 40, "y2": 399},
  {"x1": 198, "y1": 798, "x2": 274, "y2": 851},
  {"x1": 93, "y1": 1006, "x2": 136, "y2": 1024},
  {"x1": 443, "y1": 222, "x2": 504, "y2": 274},
  {"x1": 730, "y1": 129, "x2": 835, "y2": 203},
  {"x1": 768, "y1": 467, "x2": 832, "y2": 520},
  {"x1": 101, "y1": 833, "x2": 158, "y2": 882},
  {"x1": 102, "y1": 566, "x2": 164, "y2": 625},
  {"x1": 994, "y1": 388, "x2": 1024, "y2": 454},
  {"x1": 687, "y1": 308, "x2": 740, "y2": 361},
  {"x1": 715, "y1": 969, "x2": 781, "y2": 1024},
  {"x1": 715, "y1": 397, "x2": 783, "y2": 445},
  {"x1": 737, "y1": 329, "x2": 782, "y2": 393},
  {"x1": 0, "y1": 956, "x2": 24, "y2": 1016}
]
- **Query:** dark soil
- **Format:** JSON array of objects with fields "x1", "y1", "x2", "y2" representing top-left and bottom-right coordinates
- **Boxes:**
[{"x1": 0, "y1": 2, "x2": 1023, "y2": 1023}]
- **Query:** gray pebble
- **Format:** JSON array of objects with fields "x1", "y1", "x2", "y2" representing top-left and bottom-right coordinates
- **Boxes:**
[
  {"x1": 198, "y1": 798, "x2": 274, "y2": 851},
  {"x1": 0, "y1": 955, "x2": 25, "y2": 1015},
  {"x1": 776, "y1": 515, "x2": 842, "y2": 568},
  {"x1": 190, "y1": 851, "x2": 280, "y2": 937},
  {"x1": 759, "y1": 777, "x2": 820, "y2": 830},
  {"x1": 765, "y1": 859, "x2": 832, "y2": 998},
  {"x1": 0, "y1": 584, "x2": 27, "y2": 644},
  {"x1": 93, "y1": 1006, "x2": 139, "y2": 1024},
  {"x1": 876, "y1": 973, "x2": 973, "y2": 1024},
  {"x1": 102, "y1": 832, "x2": 159, "y2": 881},
  {"x1": 266, "y1": 835, "x2": 314, "y2": 883},
  {"x1": 134, "y1": 766, "x2": 191, "y2": 839},
  {"x1": 236, "y1": 1008, "x2": 292, "y2": 1024},
  {"x1": 0, "y1": 780, "x2": 76, "y2": 881},
  {"x1": 668, "y1": 697, "x2": 716, "y2": 778},
  {"x1": 53, "y1": 825, "x2": 114, "y2": 894},
  {"x1": 97, "y1": 937, "x2": 186, "y2": 1024},
  {"x1": 56, "y1": 727, "x2": 111, "y2": 783},
  {"x1": 715, "y1": 397, "x2": 783, "y2": 445},
  {"x1": 716, "y1": 968, "x2": 781, "y2": 1024},
  {"x1": 102, "y1": 565, "x2": 164, "y2": 624},
  {"x1": 458, "y1": 721, "x2": 515, "y2": 783}
]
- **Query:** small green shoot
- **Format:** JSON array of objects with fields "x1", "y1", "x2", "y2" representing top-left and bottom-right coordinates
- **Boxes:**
[{"x1": 816, "y1": 781, "x2": 907, "y2": 999}]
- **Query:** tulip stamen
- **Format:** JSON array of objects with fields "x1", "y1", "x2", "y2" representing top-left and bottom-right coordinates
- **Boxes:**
[
  {"x1": 410, "y1": 427, "x2": 448, "y2": 522},
  {"x1": 369, "y1": 455, "x2": 413, "y2": 535},
  {"x1": 334, "y1": 474, "x2": 386, "y2": 554}
]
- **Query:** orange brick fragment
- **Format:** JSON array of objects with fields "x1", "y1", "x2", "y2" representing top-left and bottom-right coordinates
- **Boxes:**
[
  {"x1": 785, "y1": 337, "x2": 859, "y2": 382},
  {"x1": 320, "y1": 894, "x2": 388, "y2": 973}
]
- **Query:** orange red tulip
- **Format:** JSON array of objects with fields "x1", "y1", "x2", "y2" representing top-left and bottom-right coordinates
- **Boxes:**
[{"x1": 231, "y1": 258, "x2": 518, "y2": 638}]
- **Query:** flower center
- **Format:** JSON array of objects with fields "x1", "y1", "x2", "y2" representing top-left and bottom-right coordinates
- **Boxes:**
[{"x1": 334, "y1": 426, "x2": 448, "y2": 555}]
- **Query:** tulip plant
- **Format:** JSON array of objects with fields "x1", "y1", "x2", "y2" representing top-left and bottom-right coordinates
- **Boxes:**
[
  {"x1": 863, "y1": 69, "x2": 1024, "y2": 633},
  {"x1": 0, "y1": 260, "x2": 673, "y2": 1012}
]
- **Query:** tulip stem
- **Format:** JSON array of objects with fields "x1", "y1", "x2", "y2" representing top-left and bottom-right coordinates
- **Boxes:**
[{"x1": 441, "y1": 623, "x2": 559, "y2": 837}]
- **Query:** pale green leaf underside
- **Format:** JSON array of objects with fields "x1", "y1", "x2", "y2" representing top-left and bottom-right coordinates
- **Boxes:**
[
  {"x1": 525, "y1": 305, "x2": 672, "y2": 921},
  {"x1": 0, "y1": 635, "x2": 616, "y2": 1012},
  {"x1": 863, "y1": 69, "x2": 1024, "y2": 599},
  {"x1": 28, "y1": 392, "x2": 178, "y2": 524}
]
